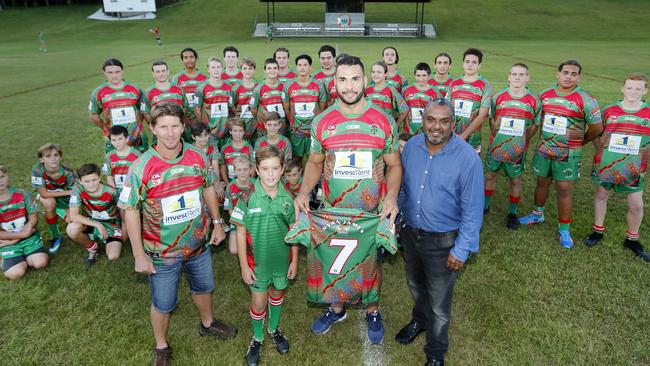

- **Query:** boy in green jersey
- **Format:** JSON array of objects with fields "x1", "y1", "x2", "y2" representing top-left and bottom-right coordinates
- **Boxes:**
[{"x1": 231, "y1": 145, "x2": 297, "y2": 366}]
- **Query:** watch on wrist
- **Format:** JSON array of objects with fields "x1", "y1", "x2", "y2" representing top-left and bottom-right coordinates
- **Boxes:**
[{"x1": 212, "y1": 218, "x2": 224, "y2": 225}]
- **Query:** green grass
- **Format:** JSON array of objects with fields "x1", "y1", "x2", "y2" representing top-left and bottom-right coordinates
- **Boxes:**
[{"x1": 1, "y1": 1, "x2": 649, "y2": 365}]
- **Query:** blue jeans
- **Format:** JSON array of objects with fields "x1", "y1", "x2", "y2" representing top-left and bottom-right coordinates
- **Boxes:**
[
  {"x1": 149, "y1": 246, "x2": 215, "y2": 313},
  {"x1": 401, "y1": 225, "x2": 458, "y2": 360}
]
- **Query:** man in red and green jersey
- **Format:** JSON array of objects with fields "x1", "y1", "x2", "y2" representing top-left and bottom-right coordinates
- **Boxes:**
[
  {"x1": 382, "y1": 46, "x2": 408, "y2": 93},
  {"x1": 118, "y1": 103, "x2": 234, "y2": 365},
  {"x1": 250, "y1": 58, "x2": 287, "y2": 136},
  {"x1": 401, "y1": 63, "x2": 440, "y2": 136},
  {"x1": 233, "y1": 57, "x2": 258, "y2": 141},
  {"x1": 519, "y1": 60, "x2": 603, "y2": 249},
  {"x1": 222, "y1": 46, "x2": 243, "y2": 86},
  {"x1": 283, "y1": 54, "x2": 327, "y2": 161},
  {"x1": 294, "y1": 55, "x2": 402, "y2": 344},
  {"x1": 89, "y1": 58, "x2": 145, "y2": 153},
  {"x1": 142, "y1": 61, "x2": 186, "y2": 125},
  {"x1": 314, "y1": 45, "x2": 336, "y2": 92},
  {"x1": 428, "y1": 52, "x2": 454, "y2": 97},
  {"x1": 274, "y1": 47, "x2": 296, "y2": 85},
  {"x1": 449, "y1": 48, "x2": 493, "y2": 152},
  {"x1": 583, "y1": 73, "x2": 650, "y2": 262},
  {"x1": 171, "y1": 48, "x2": 207, "y2": 124},
  {"x1": 484, "y1": 64, "x2": 541, "y2": 230},
  {"x1": 194, "y1": 57, "x2": 235, "y2": 140}
]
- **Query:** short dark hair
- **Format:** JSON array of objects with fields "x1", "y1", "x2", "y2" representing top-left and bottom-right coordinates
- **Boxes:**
[
  {"x1": 273, "y1": 47, "x2": 290, "y2": 59},
  {"x1": 264, "y1": 58, "x2": 279, "y2": 69},
  {"x1": 190, "y1": 121, "x2": 210, "y2": 137},
  {"x1": 180, "y1": 47, "x2": 198, "y2": 60},
  {"x1": 102, "y1": 58, "x2": 123, "y2": 71},
  {"x1": 336, "y1": 55, "x2": 365, "y2": 75},
  {"x1": 318, "y1": 45, "x2": 336, "y2": 58},
  {"x1": 414, "y1": 62, "x2": 431, "y2": 75},
  {"x1": 434, "y1": 52, "x2": 452, "y2": 65},
  {"x1": 150, "y1": 103, "x2": 184, "y2": 127},
  {"x1": 77, "y1": 163, "x2": 101, "y2": 179},
  {"x1": 108, "y1": 125, "x2": 128, "y2": 138},
  {"x1": 463, "y1": 48, "x2": 483, "y2": 64},
  {"x1": 558, "y1": 60, "x2": 582, "y2": 74},
  {"x1": 151, "y1": 60, "x2": 168, "y2": 71},
  {"x1": 295, "y1": 54, "x2": 312, "y2": 66},
  {"x1": 223, "y1": 46, "x2": 239, "y2": 57},
  {"x1": 511, "y1": 63, "x2": 529, "y2": 71},
  {"x1": 382, "y1": 46, "x2": 399, "y2": 64},
  {"x1": 372, "y1": 61, "x2": 388, "y2": 74},
  {"x1": 284, "y1": 158, "x2": 302, "y2": 173}
]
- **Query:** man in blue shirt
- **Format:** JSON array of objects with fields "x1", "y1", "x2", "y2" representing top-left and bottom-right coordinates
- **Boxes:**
[{"x1": 396, "y1": 98, "x2": 483, "y2": 366}]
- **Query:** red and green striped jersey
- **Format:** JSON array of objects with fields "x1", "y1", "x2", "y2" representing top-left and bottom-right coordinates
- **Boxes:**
[
  {"x1": 401, "y1": 85, "x2": 440, "y2": 135},
  {"x1": 487, "y1": 88, "x2": 541, "y2": 164},
  {"x1": 142, "y1": 84, "x2": 186, "y2": 114},
  {"x1": 386, "y1": 70, "x2": 408, "y2": 93},
  {"x1": 70, "y1": 183, "x2": 120, "y2": 224},
  {"x1": 314, "y1": 70, "x2": 335, "y2": 90},
  {"x1": 365, "y1": 85, "x2": 408, "y2": 119},
  {"x1": 194, "y1": 139, "x2": 221, "y2": 167},
  {"x1": 224, "y1": 178, "x2": 255, "y2": 210},
  {"x1": 89, "y1": 81, "x2": 145, "y2": 147},
  {"x1": 195, "y1": 81, "x2": 235, "y2": 138},
  {"x1": 220, "y1": 141, "x2": 254, "y2": 181},
  {"x1": 326, "y1": 78, "x2": 338, "y2": 103},
  {"x1": 0, "y1": 187, "x2": 38, "y2": 234},
  {"x1": 310, "y1": 103, "x2": 398, "y2": 213},
  {"x1": 251, "y1": 82, "x2": 287, "y2": 133},
  {"x1": 171, "y1": 70, "x2": 206, "y2": 110},
  {"x1": 221, "y1": 70, "x2": 243, "y2": 86},
  {"x1": 282, "y1": 176, "x2": 302, "y2": 198},
  {"x1": 31, "y1": 163, "x2": 76, "y2": 192},
  {"x1": 428, "y1": 76, "x2": 454, "y2": 97},
  {"x1": 283, "y1": 78, "x2": 327, "y2": 136},
  {"x1": 230, "y1": 179, "x2": 295, "y2": 276},
  {"x1": 591, "y1": 102, "x2": 650, "y2": 187},
  {"x1": 285, "y1": 208, "x2": 397, "y2": 305},
  {"x1": 102, "y1": 147, "x2": 142, "y2": 189},
  {"x1": 536, "y1": 86, "x2": 602, "y2": 161},
  {"x1": 254, "y1": 135, "x2": 292, "y2": 161},
  {"x1": 118, "y1": 143, "x2": 216, "y2": 264},
  {"x1": 277, "y1": 69, "x2": 296, "y2": 85},
  {"x1": 233, "y1": 81, "x2": 258, "y2": 140},
  {"x1": 449, "y1": 76, "x2": 493, "y2": 148}
]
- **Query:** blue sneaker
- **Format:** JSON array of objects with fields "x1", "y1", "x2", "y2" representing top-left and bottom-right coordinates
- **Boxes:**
[
  {"x1": 519, "y1": 213, "x2": 545, "y2": 225},
  {"x1": 311, "y1": 307, "x2": 347, "y2": 335},
  {"x1": 48, "y1": 236, "x2": 63, "y2": 254},
  {"x1": 366, "y1": 311, "x2": 384, "y2": 344},
  {"x1": 558, "y1": 230, "x2": 574, "y2": 249}
]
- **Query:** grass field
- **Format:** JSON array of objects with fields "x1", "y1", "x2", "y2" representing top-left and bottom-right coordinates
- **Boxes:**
[{"x1": 0, "y1": 1, "x2": 649, "y2": 365}]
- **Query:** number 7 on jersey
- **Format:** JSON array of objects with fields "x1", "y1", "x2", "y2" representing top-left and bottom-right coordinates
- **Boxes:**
[{"x1": 327, "y1": 238, "x2": 358, "y2": 275}]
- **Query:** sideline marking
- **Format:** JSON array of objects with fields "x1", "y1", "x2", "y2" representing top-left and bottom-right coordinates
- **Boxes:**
[{"x1": 357, "y1": 309, "x2": 388, "y2": 366}]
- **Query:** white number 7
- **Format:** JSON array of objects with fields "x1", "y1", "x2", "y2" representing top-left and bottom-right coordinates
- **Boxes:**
[{"x1": 327, "y1": 238, "x2": 358, "y2": 275}]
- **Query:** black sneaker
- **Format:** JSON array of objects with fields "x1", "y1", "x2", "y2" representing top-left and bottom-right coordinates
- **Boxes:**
[
  {"x1": 199, "y1": 319, "x2": 238, "y2": 339},
  {"x1": 583, "y1": 232, "x2": 604, "y2": 247},
  {"x1": 270, "y1": 328, "x2": 289, "y2": 354},
  {"x1": 85, "y1": 249, "x2": 98, "y2": 265},
  {"x1": 151, "y1": 345, "x2": 172, "y2": 366},
  {"x1": 506, "y1": 213, "x2": 519, "y2": 230},
  {"x1": 623, "y1": 239, "x2": 650, "y2": 262},
  {"x1": 245, "y1": 338, "x2": 263, "y2": 366}
]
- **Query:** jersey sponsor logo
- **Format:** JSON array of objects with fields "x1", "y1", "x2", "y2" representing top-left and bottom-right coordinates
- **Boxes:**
[
  {"x1": 608, "y1": 134, "x2": 641, "y2": 155},
  {"x1": 69, "y1": 195, "x2": 79, "y2": 205},
  {"x1": 169, "y1": 167, "x2": 185, "y2": 176},
  {"x1": 91, "y1": 210, "x2": 111, "y2": 221},
  {"x1": 542, "y1": 114, "x2": 568, "y2": 135},
  {"x1": 346, "y1": 124, "x2": 360, "y2": 130},
  {"x1": 31, "y1": 176, "x2": 44, "y2": 186},
  {"x1": 231, "y1": 207, "x2": 244, "y2": 220},
  {"x1": 1, "y1": 217, "x2": 26, "y2": 232},
  {"x1": 114, "y1": 174, "x2": 126, "y2": 188},
  {"x1": 1, "y1": 250, "x2": 16, "y2": 257},
  {"x1": 118, "y1": 186, "x2": 132, "y2": 203},
  {"x1": 327, "y1": 124, "x2": 337, "y2": 136},
  {"x1": 333, "y1": 151, "x2": 372, "y2": 179},
  {"x1": 498, "y1": 117, "x2": 525, "y2": 137},
  {"x1": 295, "y1": 102, "x2": 315, "y2": 118},
  {"x1": 161, "y1": 189, "x2": 201, "y2": 225},
  {"x1": 111, "y1": 107, "x2": 136, "y2": 126},
  {"x1": 454, "y1": 99, "x2": 473, "y2": 118}
]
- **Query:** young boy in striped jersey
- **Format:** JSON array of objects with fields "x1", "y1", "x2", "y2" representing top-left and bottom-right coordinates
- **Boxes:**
[{"x1": 224, "y1": 156, "x2": 255, "y2": 255}]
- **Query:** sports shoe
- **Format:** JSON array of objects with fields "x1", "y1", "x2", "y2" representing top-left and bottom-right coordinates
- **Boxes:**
[
  {"x1": 366, "y1": 310, "x2": 385, "y2": 344},
  {"x1": 199, "y1": 319, "x2": 238, "y2": 339},
  {"x1": 85, "y1": 248, "x2": 98, "y2": 265},
  {"x1": 425, "y1": 357, "x2": 445, "y2": 366},
  {"x1": 506, "y1": 213, "x2": 519, "y2": 230},
  {"x1": 583, "y1": 232, "x2": 604, "y2": 247},
  {"x1": 269, "y1": 328, "x2": 289, "y2": 354},
  {"x1": 310, "y1": 307, "x2": 347, "y2": 335},
  {"x1": 623, "y1": 239, "x2": 650, "y2": 262},
  {"x1": 245, "y1": 338, "x2": 263, "y2": 366},
  {"x1": 518, "y1": 213, "x2": 545, "y2": 225},
  {"x1": 395, "y1": 319, "x2": 425, "y2": 345},
  {"x1": 48, "y1": 236, "x2": 63, "y2": 254},
  {"x1": 151, "y1": 345, "x2": 172, "y2": 366},
  {"x1": 558, "y1": 230, "x2": 574, "y2": 249}
]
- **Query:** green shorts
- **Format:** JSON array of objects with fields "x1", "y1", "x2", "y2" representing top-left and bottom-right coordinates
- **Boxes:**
[
  {"x1": 290, "y1": 133, "x2": 310, "y2": 158},
  {"x1": 532, "y1": 154, "x2": 581, "y2": 181},
  {"x1": 249, "y1": 273, "x2": 289, "y2": 293},
  {"x1": 55, "y1": 197, "x2": 70, "y2": 211},
  {"x1": 485, "y1": 153, "x2": 524, "y2": 178},
  {"x1": 84, "y1": 221, "x2": 122, "y2": 244},
  {"x1": 0, "y1": 234, "x2": 45, "y2": 260},
  {"x1": 591, "y1": 173, "x2": 645, "y2": 194}
]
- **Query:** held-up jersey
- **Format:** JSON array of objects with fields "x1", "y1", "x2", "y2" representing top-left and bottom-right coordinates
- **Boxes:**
[
  {"x1": 536, "y1": 86, "x2": 602, "y2": 161},
  {"x1": 591, "y1": 102, "x2": 650, "y2": 187},
  {"x1": 449, "y1": 76, "x2": 493, "y2": 148},
  {"x1": 102, "y1": 147, "x2": 142, "y2": 190},
  {"x1": 401, "y1": 85, "x2": 440, "y2": 135},
  {"x1": 285, "y1": 208, "x2": 397, "y2": 305},
  {"x1": 487, "y1": 89, "x2": 542, "y2": 163}
]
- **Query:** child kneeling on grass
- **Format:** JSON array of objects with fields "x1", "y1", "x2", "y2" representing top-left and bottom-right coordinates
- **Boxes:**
[
  {"x1": 66, "y1": 163, "x2": 122, "y2": 265},
  {"x1": 230, "y1": 145, "x2": 298, "y2": 366}
]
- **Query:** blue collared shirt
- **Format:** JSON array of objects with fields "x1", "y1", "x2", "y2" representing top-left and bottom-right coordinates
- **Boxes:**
[{"x1": 398, "y1": 133, "x2": 484, "y2": 262}]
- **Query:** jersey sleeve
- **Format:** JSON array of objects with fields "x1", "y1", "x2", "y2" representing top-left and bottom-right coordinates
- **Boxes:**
[
  {"x1": 69, "y1": 184, "x2": 82, "y2": 208},
  {"x1": 583, "y1": 94, "x2": 602, "y2": 125},
  {"x1": 229, "y1": 196, "x2": 247, "y2": 227},
  {"x1": 23, "y1": 189, "x2": 38, "y2": 215},
  {"x1": 284, "y1": 211, "x2": 311, "y2": 247},
  {"x1": 480, "y1": 81, "x2": 493, "y2": 109},
  {"x1": 383, "y1": 115, "x2": 399, "y2": 154},
  {"x1": 392, "y1": 87, "x2": 408, "y2": 113},
  {"x1": 141, "y1": 89, "x2": 152, "y2": 113},
  {"x1": 201, "y1": 153, "x2": 216, "y2": 188},
  {"x1": 282, "y1": 84, "x2": 290, "y2": 103},
  {"x1": 489, "y1": 94, "x2": 497, "y2": 118},
  {"x1": 102, "y1": 155, "x2": 113, "y2": 176},
  {"x1": 532, "y1": 94, "x2": 542, "y2": 126},
  {"x1": 310, "y1": 118, "x2": 325, "y2": 155},
  {"x1": 31, "y1": 164, "x2": 45, "y2": 189},
  {"x1": 118, "y1": 166, "x2": 144, "y2": 209},
  {"x1": 194, "y1": 84, "x2": 205, "y2": 108},
  {"x1": 88, "y1": 87, "x2": 102, "y2": 114},
  {"x1": 250, "y1": 86, "x2": 261, "y2": 109},
  {"x1": 318, "y1": 83, "x2": 327, "y2": 103},
  {"x1": 64, "y1": 168, "x2": 77, "y2": 189},
  {"x1": 376, "y1": 217, "x2": 398, "y2": 254}
]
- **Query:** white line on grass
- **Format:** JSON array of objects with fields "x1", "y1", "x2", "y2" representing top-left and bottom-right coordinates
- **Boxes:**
[{"x1": 357, "y1": 310, "x2": 388, "y2": 366}]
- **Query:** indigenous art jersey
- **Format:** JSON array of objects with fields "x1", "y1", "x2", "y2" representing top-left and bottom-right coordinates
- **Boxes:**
[
  {"x1": 283, "y1": 79, "x2": 327, "y2": 137},
  {"x1": 224, "y1": 178, "x2": 255, "y2": 210},
  {"x1": 0, "y1": 187, "x2": 38, "y2": 235},
  {"x1": 536, "y1": 86, "x2": 602, "y2": 161},
  {"x1": 449, "y1": 76, "x2": 493, "y2": 148},
  {"x1": 70, "y1": 184, "x2": 120, "y2": 224},
  {"x1": 285, "y1": 208, "x2": 397, "y2": 305},
  {"x1": 220, "y1": 141, "x2": 254, "y2": 181},
  {"x1": 592, "y1": 102, "x2": 650, "y2": 186},
  {"x1": 142, "y1": 84, "x2": 186, "y2": 114},
  {"x1": 221, "y1": 70, "x2": 243, "y2": 86},
  {"x1": 171, "y1": 70, "x2": 206, "y2": 112},
  {"x1": 282, "y1": 176, "x2": 302, "y2": 198},
  {"x1": 277, "y1": 70, "x2": 296, "y2": 85},
  {"x1": 89, "y1": 81, "x2": 144, "y2": 147},
  {"x1": 310, "y1": 103, "x2": 398, "y2": 213},
  {"x1": 102, "y1": 148, "x2": 142, "y2": 189},
  {"x1": 250, "y1": 82, "x2": 287, "y2": 132},
  {"x1": 118, "y1": 143, "x2": 215, "y2": 264},
  {"x1": 31, "y1": 163, "x2": 76, "y2": 193},
  {"x1": 428, "y1": 76, "x2": 455, "y2": 98},
  {"x1": 195, "y1": 81, "x2": 235, "y2": 138},
  {"x1": 254, "y1": 135, "x2": 293, "y2": 161},
  {"x1": 233, "y1": 81, "x2": 258, "y2": 140},
  {"x1": 231, "y1": 180, "x2": 295, "y2": 277},
  {"x1": 387, "y1": 70, "x2": 408, "y2": 93},
  {"x1": 365, "y1": 85, "x2": 408, "y2": 119},
  {"x1": 487, "y1": 89, "x2": 542, "y2": 163},
  {"x1": 401, "y1": 85, "x2": 440, "y2": 135}
]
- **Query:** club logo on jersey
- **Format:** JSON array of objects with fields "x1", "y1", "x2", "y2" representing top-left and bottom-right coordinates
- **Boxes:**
[
  {"x1": 161, "y1": 190, "x2": 201, "y2": 225},
  {"x1": 327, "y1": 125, "x2": 337, "y2": 136},
  {"x1": 151, "y1": 173, "x2": 163, "y2": 186},
  {"x1": 333, "y1": 151, "x2": 372, "y2": 179},
  {"x1": 282, "y1": 202, "x2": 292, "y2": 215},
  {"x1": 609, "y1": 134, "x2": 641, "y2": 155}
]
